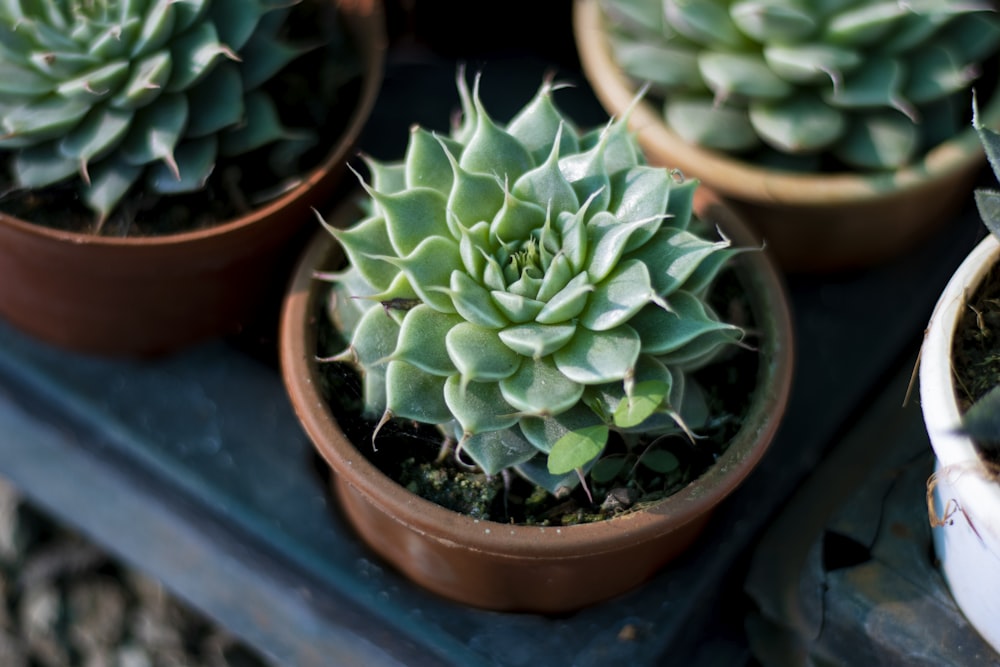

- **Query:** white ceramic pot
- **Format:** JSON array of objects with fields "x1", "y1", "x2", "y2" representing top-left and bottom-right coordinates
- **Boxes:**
[{"x1": 920, "y1": 232, "x2": 1000, "y2": 652}]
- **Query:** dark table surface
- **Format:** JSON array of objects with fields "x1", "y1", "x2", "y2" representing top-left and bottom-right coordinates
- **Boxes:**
[{"x1": 1, "y1": 6, "x2": 997, "y2": 666}]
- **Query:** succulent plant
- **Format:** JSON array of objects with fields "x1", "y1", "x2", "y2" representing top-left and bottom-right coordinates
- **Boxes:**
[
  {"x1": 320, "y1": 70, "x2": 748, "y2": 497},
  {"x1": 960, "y1": 98, "x2": 1000, "y2": 448},
  {"x1": 0, "y1": 0, "x2": 315, "y2": 228},
  {"x1": 600, "y1": 0, "x2": 1000, "y2": 171}
]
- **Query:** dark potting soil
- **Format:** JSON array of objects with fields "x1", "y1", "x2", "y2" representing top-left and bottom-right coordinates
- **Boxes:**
[
  {"x1": 951, "y1": 255, "x2": 1000, "y2": 463},
  {"x1": 0, "y1": 1, "x2": 363, "y2": 238},
  {"x1": 314, "y1": 267, "x2": 761, "y2": 527}
]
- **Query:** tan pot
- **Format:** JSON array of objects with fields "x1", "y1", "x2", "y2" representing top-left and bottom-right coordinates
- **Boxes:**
[
  {"x1": 573, "y1": 0, "x2": 1000, "y2": 273},
  {"x1": 279, "y1": 188, "x2": 795, "y2": 614},
  {"x1": 0, "y1": 0, "x2": 386, "y2": 357}
]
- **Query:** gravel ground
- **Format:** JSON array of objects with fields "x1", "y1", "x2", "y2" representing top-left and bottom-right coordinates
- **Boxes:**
[{"x1": 0, "y1": 477, "x2": 277, "y2": 667}]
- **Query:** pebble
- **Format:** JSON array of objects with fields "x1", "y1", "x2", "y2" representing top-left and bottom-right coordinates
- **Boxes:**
[{"x1": 0, "y1": 477, "x2": 274, "y2": 667}]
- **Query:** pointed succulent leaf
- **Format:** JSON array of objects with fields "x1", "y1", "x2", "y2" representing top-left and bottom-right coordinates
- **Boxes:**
[
  {"x1": 130, "y1": 0, "x2": 178, "y2": 57},
  {"x1": 58, "y1": 106, "x2": 132, "y2": 175},
  {"x1": 762, "y1": 44, "x2": 863, "y2": 85},
  {"x1": 329, "y1": 215, "x2": 399, "y2": 291},
  {"x1": 535, "y1": 253, "x2": 576, "y2": 303},
  {"x1": 207, "y1": 0, "x2": 264, "y2": 50},
  {"x1": 109, "y1": 49, "x2": 172, "y2": 110},
  {"x1": 514, "y1": 457, "x2": 582, "y2": 496},
  {"x1": 402, "y1": 127, "x2": 456, "y2": 192},
  {"x1": 147, "y1": 135, "x2": 216, "y2": 193},
  {"x1": 834, "y1": 110, "x2": 918, "y2": 170},
  {"x1": 498, "y1": 322, "x2": 576, "y2": 358},
  {"x1": 512, "y1": 129, "x2": 580, "y2": 216},
  {"x1": 237, "y1": 30, "x2": 307, "y2": 90},
  {"x1": 385, "y1": 361, "x2": 451, "y2": 424},
  {"x1": 630, "y1": 292, "x2": 740, "y2": 356},
  {"x1": 665, "y1": 0, "x2": 750, "y2": 49},
  {"x1": 1, "y1": 96, "x2": 91, "y2": 147},
  {"x1": 0, "y1": 59, "x2": 54, "y2": 95},
  {"x1": 56, "y1": 60, "x2": 130, "y2": 102},
  {"x1": 905, "y1": 45, "x2": 980, "y2": 104},
  {"x1": 626, "y1": 227, "x2": 731, "y2": 297},
  {"x1": 698, "y1": 51, "x2": 793, "y2": 101},
  {"x1": 823, "y1": 2, "x2": 910, "y2": 46},
  {"x1": 586, "y1": 211, "x2": 662, "y2": 283},
  {"x1": 506, "y1": 80, "x2": 580, "y2": 163},
  {"x1": 553, "y1": 325, "x2": 641, "y2": 385},
  {"x1": 491, "y1": 187, "x2": 547, "y2": 244},
  {"x1": 184, "y1": 61, "x2": 243, "y2": 137},
  {"x1": 165, "y1": 20, "x2": 231, "y2": 92},
  {"x1": 82, "y1": 158, "x2": 143, "y2": 226},
  {"x1": 387, "y1": 235, "x2": 462, "y2": 313},
  {"x1": 444, "y1": 375, "x2": 520, "y2": 437},
  {"x1": 392, "y1": 305, "x2": 461, "y2": 376},
  {"x1": 461, "y1": 427, "x2": 539, "y2": 476},
  {"x1": 120, "y1": 92, "x2": 187, "y2": 172},
  {"x1": 520, "y1": 403, "x2": 606, "y2": 453},
  {"x1": 824, "y1": 56, "x2": 913, "y2": 117},
  {"x1": 547, "y1": 425, "x2": 609, "y2": 476},
  {"x1": 749, "y1": 94, "x2": 847, "y2": 153},
  {"x1": 449, "y1": 271, "x2": 508, "y2": 328},
  {"x1": 459, "y1": 84, "x2": 533, "y2": 182},
  {"x1": 12, "y1": 143, "x2": 80, "y2": 188},
  {"x1": 458, "y1": 221, "x2": 490, "y2": 278},
  {"x1": 445, "y1": 321, "x2": 522, "y2": 381},
  {"x1": 443, "y1": 144, "x2": 506, "y2": 227},
  {"x1": 372, "y1": 186, "x2": 450, "y2": 256},
  {"x1": 729, "y1": 0, "x2": 817, "y2": 43},
  {"x1": 607, "y1": 166, "x2": 671, "y2": 230},
  {"x1": 219, "y1": 90, "x2": 289, "y2": 156},
  {"x1": 490, "y1": 291, "x2": 545, "y2": 323},
  {"x1": 973, "y1": 190, "x2": 1000, "y2": 240},
  {"x1": 664, "y1": 97, "x2": 760, "y2": 152},
  {"x1": 609, "y1": 38, "x2": 704, "y2": 92},
  {"x1": 581, "y1": 259, "x2": 655, "y2": 331},
  {"x1": 500, "y1": 356, "x2": 585, "y2": 415},
  {"x1": 535, "y1": 272, "x2": 594, "y2": 324}
]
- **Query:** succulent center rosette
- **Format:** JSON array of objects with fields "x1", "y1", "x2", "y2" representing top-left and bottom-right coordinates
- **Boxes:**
[
  {"x1": 322, "y1": 71, "x2": 747, "y2": 496},
  {"x1": 0, "y1": 0, "x2": 317, "y2": 228}
]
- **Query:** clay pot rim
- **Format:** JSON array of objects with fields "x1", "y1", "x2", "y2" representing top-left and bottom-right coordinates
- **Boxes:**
[
  {"x1": 572, "y1": 0, "x2": 1000, "y2": 206},
  {"x1": 0, "y1": 0, "x2": 387, "y2": 249},
  {"x1": 921, "y1": 233, "x2": 1000, "y2": 506},
  {"x1": 279, "y1": 188, "x2": 795, "y2": 559}
]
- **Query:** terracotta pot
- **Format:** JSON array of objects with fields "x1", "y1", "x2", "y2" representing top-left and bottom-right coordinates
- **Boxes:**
[
  {"x1": 920, "y1": 232, "x2": 1000, "y2": 652},
  {"x1": 572, "y1": 0, "x2": 1000, "y2": 273},
  {"x1": 279, "y1": 188, "x2": 795, "y2": 614},
  {"x1": 0, "y1": 0, "x2": 386, "y2": 357}
]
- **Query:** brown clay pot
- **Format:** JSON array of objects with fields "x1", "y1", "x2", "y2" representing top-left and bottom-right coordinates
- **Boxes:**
[
  {"x1": 0, "y1": 0, "x2": 386, "y2": 357},
  {"x1": 279, "y1": 188, "x2": 795, "y2": 614},
  {"x1": 573, "y1": 0, "x2": 1000, "y2": 273}
]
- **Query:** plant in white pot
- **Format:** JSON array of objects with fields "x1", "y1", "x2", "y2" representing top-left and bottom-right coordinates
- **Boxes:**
[
  {"x1": 573, "y1": 0, "x2": 1000, "y2": 271},
  {"x1": 921, "y1": 98, "x2": 1000, "y2": 653},
  {"x1": 0, "y1": 0, "x2": 385, "y2": 355},
  {"x1": 280, "y1": 68, "x2": 795, "y2": 613}
]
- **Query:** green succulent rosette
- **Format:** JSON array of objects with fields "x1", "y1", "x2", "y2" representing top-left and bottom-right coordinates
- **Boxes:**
[
  {"x1": 0, "y1": 0, "x2": 316, "y2": 227},
  {"x1": 601, "y1": 0, "x2": 1000, "y2": 171},
  {"x1": 323, "y1": 71, "x2": 746, "y2": 496}
]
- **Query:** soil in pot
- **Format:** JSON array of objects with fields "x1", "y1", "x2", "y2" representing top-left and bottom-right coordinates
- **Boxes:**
[
  {"x1": 0, "y1": 1, "x2": 365, "y2": 238},
  {"x1": 951, "y1": 256, "x2": 1000, "y2": 464},
  {"x1": 311, "y1": 258, "x2": 761, "y2": 527}
]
